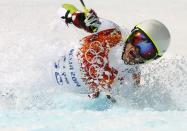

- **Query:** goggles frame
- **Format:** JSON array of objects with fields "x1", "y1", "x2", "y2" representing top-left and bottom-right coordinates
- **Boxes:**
[{"x1": 124, "y1": 27, "x2": 161, "y2": 63}]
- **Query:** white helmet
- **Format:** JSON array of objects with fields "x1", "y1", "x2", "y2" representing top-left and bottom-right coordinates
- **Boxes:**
[{"x1": 135, "y1": 19, "x2": 171, "y2": 56}]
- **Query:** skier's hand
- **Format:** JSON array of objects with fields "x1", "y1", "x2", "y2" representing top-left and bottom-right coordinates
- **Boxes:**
[
  {"x1": 84, "y1": 9, "x2": 101, "y2": 32},
  {"x1": 58, "y1": 7, "x2": 73, "y2": 25},
  {"x1": 106, "y1": 95, "x2": 117, "y2": 103},
  {"x1": 88, "y1": 91, "x2": 100, "y2": 99},
  {"x1": 132, "y1": 72, "x2": 141, "y2": 87}
]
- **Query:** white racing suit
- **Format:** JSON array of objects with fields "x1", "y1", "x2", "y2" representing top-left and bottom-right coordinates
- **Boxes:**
[{"x1": 54, "y1": 18, "x2": 139, "y2": 95}]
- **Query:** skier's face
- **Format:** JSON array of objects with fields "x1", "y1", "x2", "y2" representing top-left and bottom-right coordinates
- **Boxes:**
[
  {"x1": 122, "y1": 43, "x2": 145, "y2": 65},
  {"x1": 122, "y1": 28, "x2": 159, "y2": 65}
]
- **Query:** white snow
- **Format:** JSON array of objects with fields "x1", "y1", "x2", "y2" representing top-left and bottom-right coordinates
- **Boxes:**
[{"x1": 0, "y1": 0, "x2": 187, "y2": 130}]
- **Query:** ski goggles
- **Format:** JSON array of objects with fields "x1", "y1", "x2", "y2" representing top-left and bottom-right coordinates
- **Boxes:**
[{"x1": 126, "y1": 27, "x2": 160, "y2": 61}]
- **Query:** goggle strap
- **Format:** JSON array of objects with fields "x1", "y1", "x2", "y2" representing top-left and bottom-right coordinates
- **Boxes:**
[{"x1": 153, "y1": 55, "x2": 162, "y2": 60}]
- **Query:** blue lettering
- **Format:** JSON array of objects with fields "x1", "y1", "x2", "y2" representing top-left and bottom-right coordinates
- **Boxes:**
[
  {"x1": 55, "y1": 72, "x2": 70, "y2": 85},
  {"x1": 69, "y1": 62, "x2": 74, "y2": 70},
  {"x1": 55, "y1": 72, "x2": 63, "y2": 85},
  {"x1": 71, "y1": 72, "x2": 81, "y2": 87},
  {"x1": 62, "y1": 72, "x2": 70, "y2": 84},
  {"x1": 68, "y1": 49, "x2": 75, "y2": 70}
]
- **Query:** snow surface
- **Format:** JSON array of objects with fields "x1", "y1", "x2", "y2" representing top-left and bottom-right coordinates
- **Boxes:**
[{"x1": 0, "y1": 0, "x2": 187, "y2": 130}]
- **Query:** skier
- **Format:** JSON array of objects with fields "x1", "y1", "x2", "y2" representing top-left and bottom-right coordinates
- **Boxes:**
[{"x1": 55, "y1": 3, "x2": 170, "y2": 102}]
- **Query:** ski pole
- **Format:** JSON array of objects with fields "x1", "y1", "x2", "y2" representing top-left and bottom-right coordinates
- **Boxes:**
[
  {"x1": 80, "y1": 0, "x2": 86, "y2": 8},
  {"x1": 79, "y1": 0, "x2": 89, "y2": 14}
]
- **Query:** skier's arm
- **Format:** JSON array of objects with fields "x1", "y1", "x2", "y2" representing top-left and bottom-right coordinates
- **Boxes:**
[
  {"x1": 83, "y1": 9, "x2": 101, "y2": 32},
  {"x1": 132, "y1": 67, "x2": 141, "y2": 87},
  {"x1": 58, "y1": 5, "x2": 101, "y2": 33},
  {"x1": 132, "y1": 71, "x2": 141, "y2": 86},
  {"x1": 72, "y1": 9, "x2": 101, "y2": 33}
]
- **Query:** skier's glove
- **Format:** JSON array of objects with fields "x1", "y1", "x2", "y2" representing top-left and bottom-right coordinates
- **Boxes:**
[
  {"x1": 88, "y1": 90, "x2": 100, "y2": 99},
  {"x1": 61, "y1": 10, "x2": 73, "y2": 25},
  {"x1": 84, "y1": 9, "x2": 101, "y2": 32},
  {"x1": 58, "y1": 7, "x2": 73, "y2": 25}
]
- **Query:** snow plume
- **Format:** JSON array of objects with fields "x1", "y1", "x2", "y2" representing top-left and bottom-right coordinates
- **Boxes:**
[
  {"x1": 132, "y1": 55, "x2": 187, "y2": 110},
  {"x1": 0, "y1": 45, "x2": 186, "y2": 111}
]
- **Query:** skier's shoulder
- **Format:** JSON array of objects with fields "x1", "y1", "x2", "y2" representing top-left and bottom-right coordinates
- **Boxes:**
[
  {"x1": 97, "y1": 18, "x2": 129, "y2": 41},
  {"x1": 97, "y1": 18, "x2": 120, "y2": 32}
]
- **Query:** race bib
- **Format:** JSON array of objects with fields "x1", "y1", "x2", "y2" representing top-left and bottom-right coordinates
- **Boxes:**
[{"x1": 54, "y1": 49, "x2": 88, "y2": 93}]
